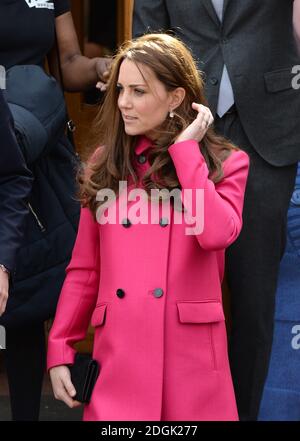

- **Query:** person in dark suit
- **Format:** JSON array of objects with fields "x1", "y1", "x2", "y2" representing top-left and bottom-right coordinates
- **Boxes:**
[
  {"x1": 0, "y1": 90, "x2": 32, "y2": 316},
  {"x1": 133, "y1": 0, "x2": 300, "y2": 420}
]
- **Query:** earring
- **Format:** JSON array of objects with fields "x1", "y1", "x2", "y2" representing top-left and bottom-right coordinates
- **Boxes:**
[{"x1": 169, "y1": 110, "x2": 174, "y2": 118}]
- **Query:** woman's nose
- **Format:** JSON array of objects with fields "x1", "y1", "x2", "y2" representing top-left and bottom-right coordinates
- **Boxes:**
[{"x1": 119, "y1": 90, "x2": 133, "y2": 109}]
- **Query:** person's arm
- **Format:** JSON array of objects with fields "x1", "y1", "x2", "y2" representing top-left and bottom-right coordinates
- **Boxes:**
[
  {"x1": 47, "y1": 207, "x2": 100, "y2": 369},
  {"x1": 168, "y1": 141, "x2": 249, "y2": 250},
  {"x1": 167, "y1": 103, "x2": 249, "y2": 250},
  {"x1": 293, "y1": 0, "x2": 300, "y2": 52},
  {"x1": 47, "y1": 206, "x2": 100, "y2": 407},
  {"x1": 133, "y1": 0, "x2": 170, "y2": 38},
  {"x1": 48, "y1": 12, "x2": 111, "y2": 92},
  {"x1": 0, "y1": 91, "x2": 33, "y2": 315}
]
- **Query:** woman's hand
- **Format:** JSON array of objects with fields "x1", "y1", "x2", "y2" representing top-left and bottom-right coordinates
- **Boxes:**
[
  {"x1": 0, "y1": 270, "x2": 9, "y2": 316},
  {"x1": 95, "y1": 57, "x2": 112, "y2": 91},
  {"x1": 49, "y1": 365, "x2": 82, "y2": 409},
  {"x1": 175, "y1": 103, "x2": 214, "y2": 143}
]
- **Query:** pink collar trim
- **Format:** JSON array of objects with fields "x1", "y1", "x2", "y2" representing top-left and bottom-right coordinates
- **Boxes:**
[{"x1": 135, "y1": 135, "x2": 152, "y2": 155}]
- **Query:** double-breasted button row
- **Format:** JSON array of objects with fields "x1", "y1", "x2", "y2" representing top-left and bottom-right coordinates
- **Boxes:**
[
  {"x1": 116, "y1": 288, "x2": 164, "y2": 298},
  {"x1": 122, "y1": 218, "x2": 169, "y2": 228},
  {"x1": 121, "y1": 218, "x2": 132, "y2": 228},
  {"x1": 136, "y1": 154, "x2": 147, "y2": 164},
  {"x1": 159, "y1": 217, "x2": 169, "y2": 227},
  {"x1": 116, "y1": 288, "x2": 125, "y2": 298},
  {"x1": 153, "y1": 288, "x2": 164, "y2": 298}
]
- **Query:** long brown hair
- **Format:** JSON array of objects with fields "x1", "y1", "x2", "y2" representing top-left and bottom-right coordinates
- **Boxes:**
[{"x1": 79, "y1": 33, "x2": 238, "y2": 216}]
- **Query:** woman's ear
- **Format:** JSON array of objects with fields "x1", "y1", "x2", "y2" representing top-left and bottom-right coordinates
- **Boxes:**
[{"x1": 169, "y1": 87, "x2": 186, "y2": 111}]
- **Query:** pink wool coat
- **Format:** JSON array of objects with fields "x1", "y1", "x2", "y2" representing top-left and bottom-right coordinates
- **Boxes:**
[{"x1": 47, "y1": 136, "x2": 249, "y2": 421}]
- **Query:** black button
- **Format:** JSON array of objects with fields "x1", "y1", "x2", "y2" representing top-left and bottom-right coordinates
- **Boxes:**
[
  {"x1": 116, "y1": 288, "x2": 125, "y2": 298},
  {"x1": 121, "y1": 218, "x2": 131, "y2": 228},
  {"x1": 153, "y1": 288, "x2": 164, "y2": 298},
  {"x1": 159, "y1": 217, "x2": 169, "y2": 227},
  {"x1": 210, "y1": 77, "x2": 218, "y2": 85},
  {"x1": 137, "y1": 154, "x2": 147, "y2": 164}
]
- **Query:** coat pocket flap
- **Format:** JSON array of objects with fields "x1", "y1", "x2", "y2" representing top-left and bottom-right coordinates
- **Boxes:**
[
  {"x1": 177, "y1": 301, "x2": 225, "y2": 323},
  {"x1": 264, "y1": 68, "x2": 294, "y2": 93},
  {"x1": 91, "y1": 304, "x2": 107, "y2": 327}
]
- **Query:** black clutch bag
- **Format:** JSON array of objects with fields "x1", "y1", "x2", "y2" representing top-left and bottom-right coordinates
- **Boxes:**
[{"x1": 69, "y1": 353, "x2": 100, "y2": 404}]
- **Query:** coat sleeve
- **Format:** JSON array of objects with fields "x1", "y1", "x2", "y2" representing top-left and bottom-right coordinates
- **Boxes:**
[
  {"x1": 47, "y1": 206, "x2": 100, "y2": 370},
  {"x1": 0, "y1": 91, "x2": 33, "y2": 271},
  {"x1": 133, "y1": 0, "x2": 170, "y2": 38},
  {"x1": 168, "y1": 139, "x2": 249, "y2": 251}
]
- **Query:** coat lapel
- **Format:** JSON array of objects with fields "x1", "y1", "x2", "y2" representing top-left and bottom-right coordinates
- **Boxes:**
[
  {"x1": 202, "y1": 0, "x2": 220, "y2": 26},
  {"x1": 203, "y1": 0, "x2": 231, "y2": 25},
  {"x1": 223, "y1": 0, "x2": 230, "y2": 17}
]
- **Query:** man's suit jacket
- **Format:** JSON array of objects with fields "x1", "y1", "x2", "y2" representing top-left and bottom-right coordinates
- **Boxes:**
[
  {"x1": 133, "y1": 0, "x2": 300, "y2": 166},
  {"x1": 0, "y1": 90, "x2": 32, "y2": 271}
]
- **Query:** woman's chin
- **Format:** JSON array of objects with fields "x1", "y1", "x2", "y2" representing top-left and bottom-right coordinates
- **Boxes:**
[{"x1": 124, "y1": 127, "x2": 143, "y2": 136}]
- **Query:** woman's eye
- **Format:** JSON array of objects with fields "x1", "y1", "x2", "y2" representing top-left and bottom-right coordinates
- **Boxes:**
[
  {"x1": 116, "y1": 85, "x2": 123, "y2": 93},
  {"x1": 135, "y1": 89, "x2": 145, "y2": 95}
]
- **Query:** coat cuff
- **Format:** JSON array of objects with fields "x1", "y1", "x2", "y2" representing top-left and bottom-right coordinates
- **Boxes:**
[
  {"x1": 47, "y1": 342, "x2": 76, "y2": 371},
  {"x1": 168, "y1": 139, "x2": 208, "y2": 188}
]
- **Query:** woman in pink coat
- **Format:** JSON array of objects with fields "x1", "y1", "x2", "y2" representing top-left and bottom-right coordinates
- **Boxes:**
[{"x1": 47, "y1": 33, "x2": 249, "y2": 421}]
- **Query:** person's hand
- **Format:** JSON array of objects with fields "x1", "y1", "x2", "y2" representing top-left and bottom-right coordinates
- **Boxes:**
[
  {"x1": 49, "y1": 365, "x2": 82, "y2": 409},
  {"x1": 95, "y1": 57, "x2": 112, "y2": 92},
  {"x1": 175, "y1": 103, "x2": 214, "y2": 144},
  {"x1": 0, "y1": 270, "x2": 9, "y2": 316}
]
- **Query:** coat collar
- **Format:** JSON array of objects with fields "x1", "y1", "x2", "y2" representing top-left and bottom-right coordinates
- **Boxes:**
[{"x1": 134, "y1": 135, "x2": 153, "y2": 155}]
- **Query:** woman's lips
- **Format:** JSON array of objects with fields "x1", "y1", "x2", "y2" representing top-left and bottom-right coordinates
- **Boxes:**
[{"x1": 123, "y1": 115, "x2": 138, "y2": 121}]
